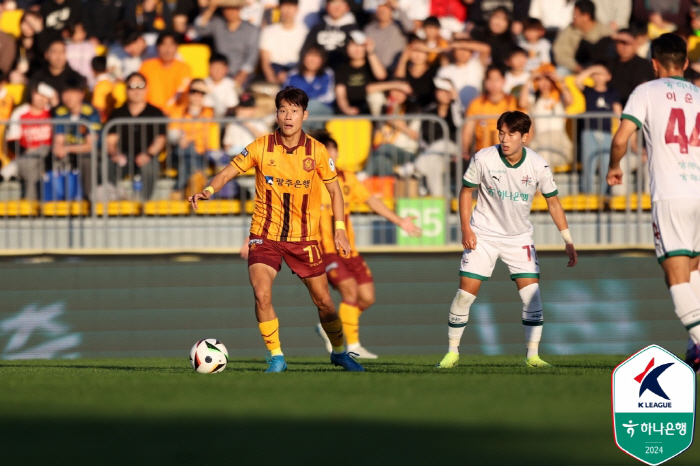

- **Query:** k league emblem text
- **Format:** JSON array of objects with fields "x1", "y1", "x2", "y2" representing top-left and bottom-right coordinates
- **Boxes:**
[{"x1": 612, "y1": 345, "x2": 696, "y2": 465}]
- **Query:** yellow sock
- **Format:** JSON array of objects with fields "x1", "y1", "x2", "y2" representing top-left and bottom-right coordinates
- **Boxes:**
[
  {"x1": 321, "y1": 318, "x2": 345, "y2": 353},
  {"x1": 339, "y1": 301, "x2": 361, "y2": 346},
  {"x1": 258, "y1": 318, "x2": 283, "y2": 356}
]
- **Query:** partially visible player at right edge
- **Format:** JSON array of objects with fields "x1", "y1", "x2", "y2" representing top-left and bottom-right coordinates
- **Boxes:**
[
  {"x1": 437, "y1": 111, "x2": 577, "y2": 369},
  {"x1": 607, "y1": 33, "x2": 700, "y2": 372}
]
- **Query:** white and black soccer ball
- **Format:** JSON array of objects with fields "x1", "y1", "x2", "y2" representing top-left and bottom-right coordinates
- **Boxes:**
[{"x1": 190, "y1": 339, "x2": 229, "y2": 373}]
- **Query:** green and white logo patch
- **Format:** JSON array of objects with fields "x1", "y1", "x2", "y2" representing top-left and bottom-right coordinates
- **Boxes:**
[{"x1": 612, "y1": 345, "x2": 696, "y2": 465}]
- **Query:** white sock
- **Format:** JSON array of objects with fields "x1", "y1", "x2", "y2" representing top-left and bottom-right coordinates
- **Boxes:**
[
  {"x1": 688, "y1": 270, "x2": 700, "y2": 349},
  {"x1": 519, "y1": 283, "x2": 543, "y2": 359},
  {"x1": 670, "y1": 283, "x2": 700, "y2": 344},
  {"x1": 447, "y1": 289, "x2": 476, "y2": 353}
]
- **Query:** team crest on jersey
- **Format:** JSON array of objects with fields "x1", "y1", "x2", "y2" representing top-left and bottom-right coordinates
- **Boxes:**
[{"x1": 303, "y1": 157, "x2": 315, "y2": 172}]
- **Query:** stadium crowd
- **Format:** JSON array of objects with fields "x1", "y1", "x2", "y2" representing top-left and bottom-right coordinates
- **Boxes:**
[{"x1": 0, "y1": 0, "x2": 699, "y2": 202}]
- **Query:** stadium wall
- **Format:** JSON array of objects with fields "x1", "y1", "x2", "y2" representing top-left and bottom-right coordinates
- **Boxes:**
[{"x1": 0, "y1": 252, "x2": 683, "y2": 360}]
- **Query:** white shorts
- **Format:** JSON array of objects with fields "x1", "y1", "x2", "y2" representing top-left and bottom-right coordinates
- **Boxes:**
[
  {"x1": 652, "y1": 199, "x2": 700, "y2": 263},
  {"x1": 459, "y1": 235, "x2": 540, "y2": 281}
]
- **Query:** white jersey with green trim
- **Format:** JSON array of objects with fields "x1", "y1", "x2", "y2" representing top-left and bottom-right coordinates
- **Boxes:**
[
  {"x1": 622, "y1": 77, "x2": 700, "y2": 202},
  {"x1": 463, "y1": 144, "x2": 558, "y2": 240}
]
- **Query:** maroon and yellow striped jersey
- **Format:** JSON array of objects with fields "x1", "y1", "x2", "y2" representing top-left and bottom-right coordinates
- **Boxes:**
[
  {"x1": 317, "y1": 170, "x2": 371, "y2": 258},
  {"x1": 231, "y1": 130, "x2": 337, "y2": 242}
]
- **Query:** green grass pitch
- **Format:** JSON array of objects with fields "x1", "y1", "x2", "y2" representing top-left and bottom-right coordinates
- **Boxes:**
[{"x1": 1, "y1": 355, "x2": 697, "y2": 465}]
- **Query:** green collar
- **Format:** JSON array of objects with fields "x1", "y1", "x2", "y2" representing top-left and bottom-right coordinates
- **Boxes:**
[
  {"x1": 498, "y1": 145, "x2": 527, "y2": 168},
  {"x1": 670, "y1": 76, "x2": 687, "y2": 81}
]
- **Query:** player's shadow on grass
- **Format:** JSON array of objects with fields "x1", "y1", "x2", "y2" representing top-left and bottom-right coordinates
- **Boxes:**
[{"x1": 1, "y1": 417, "x2": 649, "y2": 466}]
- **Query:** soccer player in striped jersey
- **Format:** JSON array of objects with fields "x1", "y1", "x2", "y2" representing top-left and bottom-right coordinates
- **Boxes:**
[
  {"x1": 607, "y1": 34, "x2": 700, "y2": 372},
  {"x1": 437, "y1": 111, "x2": 577, "y2": 369},
  {"x1": 312, "y1": 134, "x2": 421, "y2": 358},
  {"x1": 189, "y1": 86, "x2": 364, "y2": 372}
]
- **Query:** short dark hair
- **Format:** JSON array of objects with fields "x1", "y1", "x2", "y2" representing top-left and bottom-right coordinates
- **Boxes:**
[
  {"x1": 209, "y1": 53, "x2": 229, "y2": 65},
  {"x1": 423, "y1": 16, "x2": 440, "y2": 28},
  {"x1": 314, "y1": 131, "x2": 338, "y2": 150},
  {"x1": 574, "y1": 0, "x2": 595, "y2": 20},
  {"x1": 275, "y1": 86, "x2": 309, "y2": 111},
  {"x1": 507, "y1": 46, "x2": 527, "y2": 59},
  {"x1": 122, "y1": 31, "x2": 142, "y2": 47},
  {"x1": 63, "y1": 76, "x2": 86, "y2": 92},
  {"x1": 651, "y1": 33, "x2": 687, "y2": 69},
  {"x1": 125, "y1": 72, "x2": 147, "y2": 84},
  {"x1": 490, "y1": 6, "x2": 510, "y2": 20},
  {"x1": 485, "y1": 64, "x2": 506, "y2": 79},
  {"x1": 156, "y1": 31, "x2": 178, "y2": 46},
  {"x1": 91, "y1": 56, "x2": 107, "y2": 73},
  {"x1": 497, "y1": 111, "x2": 531, "y2": 135},
  {"x1": 523, "y1": 17, "x2": 544, "y2": 31}
]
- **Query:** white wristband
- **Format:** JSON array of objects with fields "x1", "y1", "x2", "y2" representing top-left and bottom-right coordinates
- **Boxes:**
[{"x1": 560, "y1": 228, "x2": 573, "y2": 245}]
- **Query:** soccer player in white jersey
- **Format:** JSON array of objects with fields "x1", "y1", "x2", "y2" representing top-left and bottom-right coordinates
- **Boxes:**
[
  {"x1": 607, "y1": 33, "x2": 700, "y2": 372},
  {"x1": 437, "y1": 111, "x2": 578, "y2": 369}
]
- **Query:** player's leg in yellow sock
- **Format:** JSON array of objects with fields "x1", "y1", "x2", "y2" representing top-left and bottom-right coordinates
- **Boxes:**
[
  {"x1": 258, "y1": 318, "x2": 283, "y2": 356},
  {"x1": 339, "y1": 301, "x2": 361, "y2": 347},
  {"x1": 321, "y1": 319, "x2": 345, "y2": 354}
]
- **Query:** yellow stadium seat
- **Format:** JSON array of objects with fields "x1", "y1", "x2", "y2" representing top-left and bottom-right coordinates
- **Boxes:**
[
  {"x1": 143, "y1": 200, "x2": 190, "y2": 216},
  {"x1": 0, "y1": 9, "x2": 23, "y2": 38},
  {"x1": 42, "y1": 201, "x2": 90, "y2": 217},
  {"x1": 325, "y1": 119, "x2": 372, "y2": 172},
  {"x1": 530, "y1": 194, "x2": 549, "y2": 211},
  {"x1": 609, "y1": 193, "x2": 652, "y2": 211},
  {"x1": 350, "y1": 198, "x2": 395, "y2": 213},
  {"x1": 0, "y1": 200, "x2": 39, "y2": 216},
  {"x1": 95, "y1": 201, "x2": 141, "y2": 216},
  {"x1": 5, "y1": 83, "x2": 24, "y2": 105},
  {"x1": 195, "y1": 200, "x2": 241, "y2": 215},
  {"x1": 560, "y1": 194, "x2": 603, "y2": 211},
  {"x1": 450, "y1": 198, "x2": 477, "y2": 212},
  {"x1": 178, "y1": 44, "x2": 210, "y2": 79}
]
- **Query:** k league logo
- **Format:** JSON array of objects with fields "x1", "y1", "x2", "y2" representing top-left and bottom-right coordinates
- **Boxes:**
[{"x1": 612, "y1": 345, "x2": 696, "y2": 465}]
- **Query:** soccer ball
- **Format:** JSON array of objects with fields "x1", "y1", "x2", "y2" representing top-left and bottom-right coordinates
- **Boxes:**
[{"x1": 190, "y1": 339, "x2": 229, "y2": 373}]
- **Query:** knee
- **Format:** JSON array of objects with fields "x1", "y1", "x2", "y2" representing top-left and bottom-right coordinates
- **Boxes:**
[
  {"x1": 253, "y1": 286, "x2": 272, "y2": 309},
  {"x1": 358, "y1": 291, "x2": 375, "y2": 310},
  {"x1": 311, "y1": 290, "x2": 335, "y2": 314},
  {"x1": 338, "y1": 279, "x2": 358, "y2": 303}
]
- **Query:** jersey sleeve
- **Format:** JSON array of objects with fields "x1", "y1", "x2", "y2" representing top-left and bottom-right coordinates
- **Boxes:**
[
  {"x1": 621, "y1": 86, "x2": 647, "y2": 130},
  {"x1": 315, "y1": 143, "x2": 338, "y2": 183},
  {"x1": 345, "y1": 171, "x2": 372, "y2": 204},
  {"x1": 462, "y1": 156, "x2": 481, "y2": 188},
  {"x1": 537, "y1": 162, "x2": 558, "y2": 198},
  {"x1": 230, "y1": 138, "x2": 260, "y2": 172}
]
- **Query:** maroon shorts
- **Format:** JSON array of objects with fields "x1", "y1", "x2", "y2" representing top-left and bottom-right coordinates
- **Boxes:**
[
  {"x1": 248, "y1": 235, "x2": 325, "y2": 279},
  {"x1": 324, "y1": 253, "x2": 374, "y2": 288}
]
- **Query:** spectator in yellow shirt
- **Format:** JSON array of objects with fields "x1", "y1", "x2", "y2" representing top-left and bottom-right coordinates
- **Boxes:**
[
  {"x1": 168, "y1": 79, "x2": 220, "y2": 199},
  {"x1": 139, "y1": 32, "x2": 191, "y2": 114}
]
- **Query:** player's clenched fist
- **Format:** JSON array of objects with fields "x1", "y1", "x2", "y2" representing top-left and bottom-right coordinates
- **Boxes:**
[
  {"x1": 334, "y1": 230, "x2": 351, "y2": 258},
  {"x1": 188, "y1": 189, "x2": 211, "y2": 210},
  {"x1": 462, "y1": 227, "x2": 477, "y2": 250}
]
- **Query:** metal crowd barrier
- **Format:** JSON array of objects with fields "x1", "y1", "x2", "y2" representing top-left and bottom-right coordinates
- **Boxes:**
[{"x1": 0, "y1": 112, "x2": 653, "y2": 253}]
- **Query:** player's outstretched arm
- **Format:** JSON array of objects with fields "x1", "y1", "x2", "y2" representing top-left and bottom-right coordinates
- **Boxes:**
[
  {"x1": 188, "y1": 163, "x2": 241, "y2": 210},
  {"x1": 325, "y1": 180, "x2": 351, "y2": 257},
  {"x1": 607, "y1": 119, "x2": 637, "y2": 187},
  {"x1": 365, "y1": 196, "x2": 422, "y2": 238},
  {"x1": 545, "y1": 195, "x2": 577, "y2": 267},
  {"x1": 459, "y1": 186, "x2": 477, "y2": 250}
]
